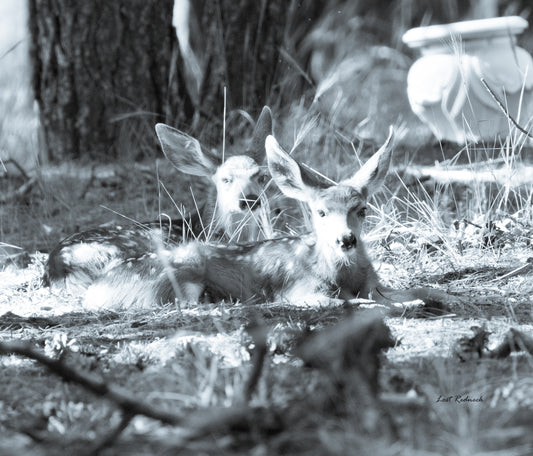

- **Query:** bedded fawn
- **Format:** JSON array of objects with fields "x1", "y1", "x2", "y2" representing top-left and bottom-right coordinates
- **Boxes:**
[
  {"x1": 83, "y1": 128, "x2": 455, "y2": 310},
  {"x1": 45, "y1": 107, "x2": 274, "y2": 293}
]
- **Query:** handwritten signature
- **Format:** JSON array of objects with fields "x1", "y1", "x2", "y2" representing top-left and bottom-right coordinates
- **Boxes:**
[{"x1": 436, "y1": 394, "x2": 483, "y2": 403}]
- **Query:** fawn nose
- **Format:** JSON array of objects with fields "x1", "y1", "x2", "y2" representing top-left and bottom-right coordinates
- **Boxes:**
[
  {"x1": 239, "y1": 194, "x2": 261, "y2": 211},
  {"x1": 337, "y1": 233, "x2": 357, "y2": 250}
]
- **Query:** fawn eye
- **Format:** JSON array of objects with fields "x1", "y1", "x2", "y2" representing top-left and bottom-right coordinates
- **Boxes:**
[
  {"x1": 257, "y1": 174, "x2": 268, "y2": 185},
  {"x1": 317, "y1": 209, "x2": 326, "y2": 217},
  {"x1": 357, "y1": 207, "x2": 367, "y2": 218},
  {"x1": 221, "y1": 177, "x2": 232, "y2": 184}
]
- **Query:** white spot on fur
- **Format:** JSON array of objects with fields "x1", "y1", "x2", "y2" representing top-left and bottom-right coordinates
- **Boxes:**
[
  {"x1": 171, "y1": 243, "x2": 201, "y2": 263},
  {"x1": 65, "y1": 243, "x2": 120, "y2": 266},
  {"x1": 295, "y1": 244, "x2": 308, "y2": 255}
]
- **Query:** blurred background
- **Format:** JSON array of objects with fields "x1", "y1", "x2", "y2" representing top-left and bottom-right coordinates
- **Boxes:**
[{"x1": 1, "y1": 0, "x2": 532, "y2": 252}]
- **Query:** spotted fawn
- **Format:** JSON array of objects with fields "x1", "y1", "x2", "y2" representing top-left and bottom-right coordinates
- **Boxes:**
[
  {"x1": 84, "y1": 128, "x2": 454, "y2": 310},
  {"x1": 45, "y1": 107, "x2": 274, "y2": 293}
]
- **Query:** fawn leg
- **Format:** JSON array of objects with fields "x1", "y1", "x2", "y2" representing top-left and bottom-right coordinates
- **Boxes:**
[{"x1": 373, "y1": 285, "x2": 455, "y2": 313}]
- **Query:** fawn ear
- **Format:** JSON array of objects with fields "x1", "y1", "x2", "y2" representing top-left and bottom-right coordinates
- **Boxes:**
[
  {"x1": 155, "y1": 123, "x2": 219, "y2": 177},
  {"x1": 266, "y1": 135, "x2": 313, "y2": 202},
  {"x1": 246, "y1": 106, "x2": 272, "y2": 164},
  {"x1": 342, "y1": 126, "x2": 394, "y2": 197}
]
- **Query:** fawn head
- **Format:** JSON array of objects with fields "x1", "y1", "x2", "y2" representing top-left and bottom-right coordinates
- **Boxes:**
[
  {"x1": 265, "y1": 128, "x2": 394, "y2": 266},
  {"x1": 155, "y1": 107, "x2": 273, "y2": 239}
]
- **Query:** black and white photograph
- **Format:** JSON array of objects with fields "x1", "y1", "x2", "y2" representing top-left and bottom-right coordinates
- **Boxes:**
[{"x1": 1, "y1": 0, "x2": 532, "y2": 454}]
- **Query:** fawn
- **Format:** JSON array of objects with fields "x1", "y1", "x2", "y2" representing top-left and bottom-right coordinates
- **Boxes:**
[
  {"x1": 84, "y1": 128, "x2": 455, "y2": 310},
  {"x1": 45, "y1": 107, "x2": 274, "y2": 292}
]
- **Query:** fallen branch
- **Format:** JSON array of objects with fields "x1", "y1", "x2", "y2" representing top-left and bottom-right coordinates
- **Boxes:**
[
  {"x1": 489, "y1": 328, "x2": 533, "y2": 358},
  {"x1": 243, "y1": 322, "x2": 269, "y2": 402},
  {"x1": 88, "y1": 412, "x2": 134, "y2": 455},
  {"x1": 0, "y1": 340, "x2": 184, "y2": 425},
  {"x1": 0, "y1": 340, "x2": 262, "y2": 452}
]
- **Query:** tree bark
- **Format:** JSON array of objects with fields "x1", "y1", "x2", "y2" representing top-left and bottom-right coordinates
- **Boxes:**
[
  {"x1": 28, "y1": 0, "x2": 323, "y2": 162},
  {"x1": 28, "y1": 0, "x2": 186, "y2": 161}
]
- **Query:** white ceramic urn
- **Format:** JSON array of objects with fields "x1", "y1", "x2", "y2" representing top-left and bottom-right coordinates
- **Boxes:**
[{"x1": 403, "y1": 16, "x2": 533, "y2": 143}]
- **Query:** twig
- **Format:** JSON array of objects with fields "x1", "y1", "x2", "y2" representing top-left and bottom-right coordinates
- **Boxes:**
[
  {"x1": 3, "y1": 157, "x2": 30, "y2": 180},
  {"x1": 78, "y1": 163, "x2": 98, "y2": 200},
  {"x1": 244, "y1": 322, "x2": 269, "y2": 402},
  {"x1": 87, "y1": 412, "x2": 135, "y2": 456},
  {"x1": 0, "y1": 176, "x2": 36, "y2": 204},
  {"x1": 480, "y1": 77, "x2": 533, "y2": 139},
  {"x1": 0, "y1": 340, "x2": 260, "y2": 449},
  {"x1": 0, "y1": 340, "x2": 185, "y2": 425},
  {"x1": 490, "y1": 262, "x2": 533, "y2": 283}
]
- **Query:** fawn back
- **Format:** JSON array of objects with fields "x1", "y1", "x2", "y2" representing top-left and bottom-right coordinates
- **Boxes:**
[{"x1": 45, "y1": 107, "x2": 274, "y2": 292}]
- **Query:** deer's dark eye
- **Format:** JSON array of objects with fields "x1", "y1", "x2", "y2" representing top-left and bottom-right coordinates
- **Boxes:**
[
  {"x1": 221, "y1": 177, "x2": 232, "y2": 184},
  {"x1": 317, "y1": 209, "x2": 326, "y2": 217},
  {"x1": 358, "y1": 207, "x2": 367, "y2": 218},
  {"x1": 257, "y1": 174, "x2": 268, "y2": 185}
]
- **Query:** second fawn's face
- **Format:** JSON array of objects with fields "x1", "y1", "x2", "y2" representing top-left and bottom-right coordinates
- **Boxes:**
[
  {"x1": 155, "y1": 107, "x2": 273, "y2": 240},
  {"x1": 213, "y1": 155, "x2": 269, "y2": 214}
]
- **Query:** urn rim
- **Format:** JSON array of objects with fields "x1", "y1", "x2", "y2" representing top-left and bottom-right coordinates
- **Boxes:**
[{"x1": 402, "y1": 16, "x2": 528, "y2": 49}]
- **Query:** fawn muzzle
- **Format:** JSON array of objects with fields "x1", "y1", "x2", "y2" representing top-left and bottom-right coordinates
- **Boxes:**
[
  {"x1": 239, "y1": 194, "x2": 261, "y2": 211},
  {"x1": 337, "y1": 232, "x2": 357, "y2": 250}
]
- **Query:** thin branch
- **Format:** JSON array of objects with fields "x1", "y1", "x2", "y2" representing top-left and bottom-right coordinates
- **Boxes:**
[
  {"x1": 78, "y1": 163, "x2": 98, "y2": 200},
  {"x1": 244, "y1": 323, "x2": 268, "y2": 402},
  {"x1": 0, "y1": 177, "x2": 36, "y2": 204},
  {"x1": 480, "y1": 77, "x2": 533, "y2": 139},
  {"x1": 0, "y1": 340, "x2": 259, "y2": 449},
  {"x1": 0, "y1": 340, "x2": 184, "y2": 425},
  {"x1": 3, "y1": 157, "x2": 30, "y2": 180},
  {"x1": 87, "y1": 412, "x2": 135, "y2": 456}
]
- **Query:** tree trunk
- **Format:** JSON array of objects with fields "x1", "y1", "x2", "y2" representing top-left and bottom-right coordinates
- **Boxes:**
[
  {"x1": 28, "y1": 0, "x2": 323, "y2": 162},
  {"x1": 28, "y1": 0, "x2": 187, "y2": 161}
]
